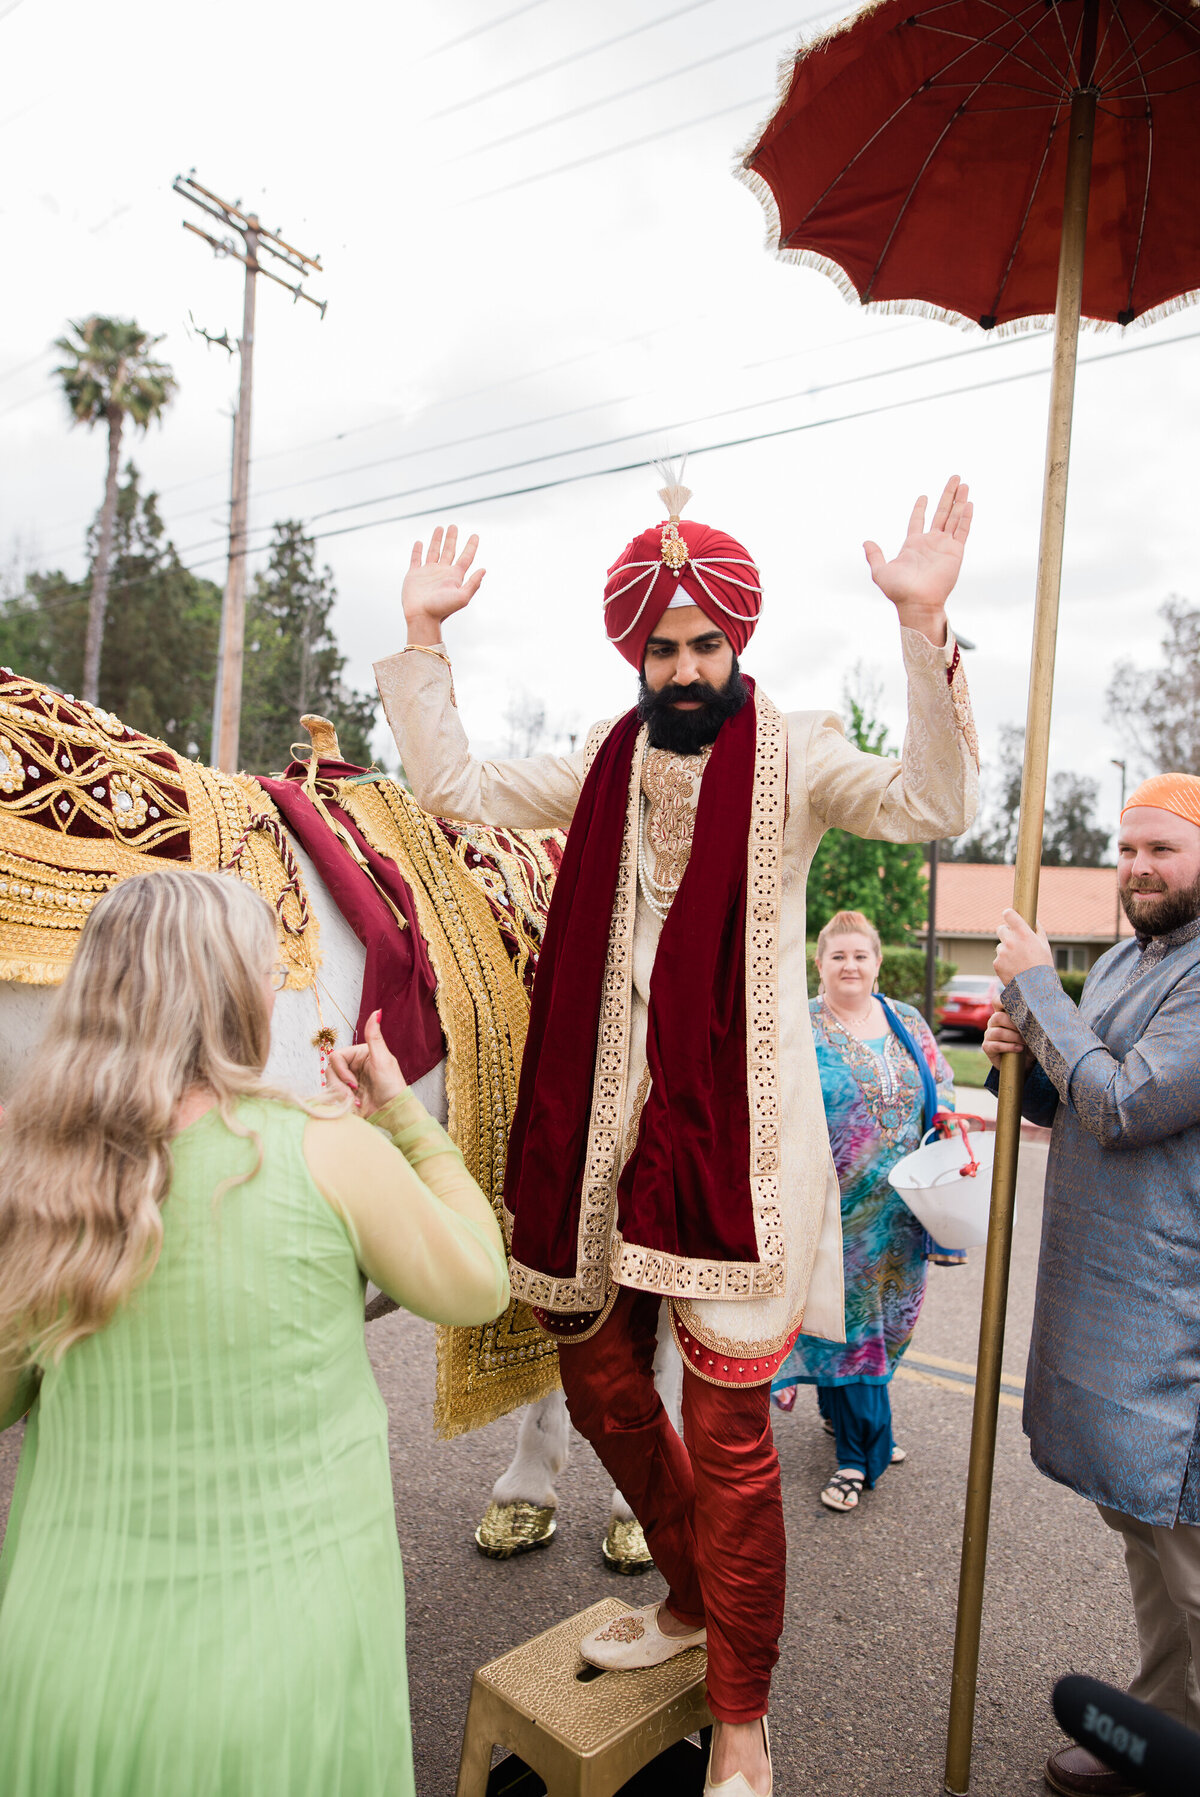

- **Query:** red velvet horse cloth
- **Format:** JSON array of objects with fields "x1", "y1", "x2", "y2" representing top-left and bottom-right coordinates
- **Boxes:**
[
  {"x1": 260, "y1": 767, "x2": 444, "y2": 1084},
  {"x1": 505, "y1": 691, "x2": 759, "y2": 1291}
]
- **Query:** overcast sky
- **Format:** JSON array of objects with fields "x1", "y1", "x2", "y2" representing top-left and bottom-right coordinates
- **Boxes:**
[{"x1": 3, "y1": 0, "x2": 1198, "y2": 837}]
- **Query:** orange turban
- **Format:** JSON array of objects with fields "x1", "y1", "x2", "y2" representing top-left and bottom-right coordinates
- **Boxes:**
[{"x1": 1122, "y1": 773, "x2": 1200, "y2": 830}]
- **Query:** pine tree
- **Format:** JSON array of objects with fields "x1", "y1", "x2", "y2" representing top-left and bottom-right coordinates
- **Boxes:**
[
  {"x1": 240, "y1": 521, "x2": 379, "y2": 772},
  {"x1": 805, "y1": 691, "x2": 930, "y2": 943},
  {"x1": 0, "y1": 464, "x2": 220, "y2": 757}
]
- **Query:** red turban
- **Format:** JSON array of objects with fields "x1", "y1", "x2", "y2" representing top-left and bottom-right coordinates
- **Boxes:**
[
  {"x1": 1123, "y1": 773, "x2": 1200, "y2": 830},
  {"x1": 603, "y1": 517, "x2": 762, "y2": 669}
]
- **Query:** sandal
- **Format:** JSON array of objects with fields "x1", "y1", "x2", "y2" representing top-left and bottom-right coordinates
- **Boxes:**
[
  {"x1": 891, "y1": 1444, "x2": 907, "y2": 1464},
  {"x1": 820, "y1": 1469, "x2": 865, "y2": 1512}
]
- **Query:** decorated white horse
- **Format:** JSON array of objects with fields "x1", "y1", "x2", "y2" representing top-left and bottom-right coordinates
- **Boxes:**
[{"x1": 0, "y1": 671, "x2": 680, "y2": 1568}]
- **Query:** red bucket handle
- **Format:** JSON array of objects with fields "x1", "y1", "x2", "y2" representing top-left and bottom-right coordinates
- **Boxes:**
[{"x1": 931, "y1": 1109, "x2": 982, "y2": 1179}]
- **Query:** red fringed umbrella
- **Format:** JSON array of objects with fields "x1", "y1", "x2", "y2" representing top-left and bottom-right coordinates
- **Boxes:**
[
  {"x1": 738, "y1": 4, "x2": 1200, "y2": 1790},
  {"x1": 741, "y1": 0, "x2": 1199, "y2": 330}
]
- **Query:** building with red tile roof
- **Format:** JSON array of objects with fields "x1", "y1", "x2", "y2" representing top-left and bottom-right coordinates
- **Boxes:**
[{"x1": 917, "y1": 862, "x2": 1132, "y2": 976}]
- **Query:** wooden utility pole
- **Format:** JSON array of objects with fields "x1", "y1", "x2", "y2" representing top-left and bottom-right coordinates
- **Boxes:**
[{"x1": 174, "y1": 172, "x2": 326, "y2": 772}]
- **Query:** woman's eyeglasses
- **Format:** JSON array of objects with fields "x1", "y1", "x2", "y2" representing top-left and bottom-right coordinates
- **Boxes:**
[{"x1": 269, "y1": 964, "x2": 288, "y2": 991}]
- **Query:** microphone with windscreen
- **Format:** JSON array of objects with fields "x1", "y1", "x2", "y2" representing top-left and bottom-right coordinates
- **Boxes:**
[{"x1": 1053, "y1": 1673, "x2": 1200, "y2": 1794}]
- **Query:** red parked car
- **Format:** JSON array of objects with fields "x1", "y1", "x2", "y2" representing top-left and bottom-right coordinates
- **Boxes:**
[{"x1": 936, "y1": 975, "x2": 1003, "y2": 1037}]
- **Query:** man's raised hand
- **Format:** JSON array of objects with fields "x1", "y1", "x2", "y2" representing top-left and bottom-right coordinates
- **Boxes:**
[
  {"x1": 402, "y1": 525, "x2": 485, "y2": 645},
  {"x1": 862, "y1": 476, "x2": 972, "y2": 641}
]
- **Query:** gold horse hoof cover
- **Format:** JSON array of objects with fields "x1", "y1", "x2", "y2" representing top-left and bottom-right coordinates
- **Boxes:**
[
  {"x1": 474, "y1": 1501, "x2": 557, "y2": 1560},
  {"x1": 601, "y1": 1517, "x2": 654, "y2": 1575}
]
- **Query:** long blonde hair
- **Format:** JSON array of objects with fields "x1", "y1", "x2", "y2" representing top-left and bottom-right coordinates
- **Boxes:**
[{"x1": 0, "y1": 870, "x2": 292, "y2": 1363}]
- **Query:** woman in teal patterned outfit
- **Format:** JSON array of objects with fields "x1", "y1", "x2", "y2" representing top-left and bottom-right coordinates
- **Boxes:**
[
  {"x1": 0, "y1": 871, "x2": 509, "y2": 1797},
  {"x1": 772, "y1": 910, "x2": 956, "y2": 1513}
]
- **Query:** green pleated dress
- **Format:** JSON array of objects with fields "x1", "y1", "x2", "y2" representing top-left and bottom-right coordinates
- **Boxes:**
[{"x1": 0, "y1": 1099, "x2": 413, "y2": 1797}]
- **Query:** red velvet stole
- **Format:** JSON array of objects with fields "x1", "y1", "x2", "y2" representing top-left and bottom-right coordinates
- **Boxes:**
[
  {"x1": 259, "y1": 767, "x2": 444, "y2": 1084},
  {"x1": 506, "y1": 690, "x2": 759, "y2": 1286}
]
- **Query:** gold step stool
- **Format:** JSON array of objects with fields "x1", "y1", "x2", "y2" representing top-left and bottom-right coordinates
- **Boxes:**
[{"x1": 456, "y1": 1597, "x2": 712, "y2": 1797}]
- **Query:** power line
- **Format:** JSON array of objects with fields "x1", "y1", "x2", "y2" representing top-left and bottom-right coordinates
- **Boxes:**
[
  {"x1": 431, "y1": 0, "x2": 723, "y2": 118},
  {"x1": 451, "y1": 17, "x2": 813, "y2": 161},
  {"x1": 29, "y1": 318, "x2": 916, "y2": 571},
  {"x1": 0, "y1": 348, "x2": 50, "y2": 387},
  {"x1": 285, "y1": 331, "x2": 1057, "y2": 534},
  {"x1": 7, "y1": 321, "x2": 1197, "y2": 617},
  {"x1": 463, "y1": 90, "x2": 773, "y2": 204},
  {"x1": 100, "y1": 328, "x2": 1030, "y2": 569},
  {"x1": 0, "y1": 387, "x2": 54, "y2": 423},
  {"x1": 29, "y1": 309, "x2": 742, "y2": 551},
  {"x1": 291, "y1": 323, "x2": 1200, "y2": 550},
  {"x1": 424, "y1": 0, "x2": 554, "y2": 58}
]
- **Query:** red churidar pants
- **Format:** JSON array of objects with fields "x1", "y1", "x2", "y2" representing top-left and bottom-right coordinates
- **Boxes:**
[{"x1": 556, "y1": 1285, "x2": 785, "y2": 1724}]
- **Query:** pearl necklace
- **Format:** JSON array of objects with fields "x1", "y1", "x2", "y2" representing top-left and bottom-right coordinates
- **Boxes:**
[
  {"x1": 637, "y1": 795, "x2": 679, "y2": 923},
  {"x1": 821, "y1": 994, "x2": 880, "y2": 1034}
]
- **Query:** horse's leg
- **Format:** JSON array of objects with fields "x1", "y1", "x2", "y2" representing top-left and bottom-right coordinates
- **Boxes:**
[
  {"x1": 602, "y1": 1304, "x2": 684, "y2": 1574},
  {"x1": 475, "y1": 1389, "x2": 569, "y2": 1559}
]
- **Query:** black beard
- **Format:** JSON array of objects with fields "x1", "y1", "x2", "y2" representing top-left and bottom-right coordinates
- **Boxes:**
[
  {"x1": 636, "y1": 661, "x2": 749, "y2": 755},
  {"x1": 1120, "y1": 871, "x2": 1200, "y2": 937}
]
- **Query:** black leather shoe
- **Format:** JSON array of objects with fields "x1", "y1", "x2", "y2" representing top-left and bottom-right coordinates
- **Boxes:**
[{"x1": 1044, "y1": 1743, "x2": 1144, "y2": 1796}]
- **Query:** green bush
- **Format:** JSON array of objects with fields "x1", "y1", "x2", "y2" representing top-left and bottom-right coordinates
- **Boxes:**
[
  {"x1": 1060, "y1": 969, "x2": 1087, "y2": 1002},
  {"x1": 805, "y1": 943, "x2": 956, "y2": 1017}
]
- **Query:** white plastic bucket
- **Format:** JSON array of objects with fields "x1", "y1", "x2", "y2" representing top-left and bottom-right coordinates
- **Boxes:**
[{"x1": 887, "y1": 1119, "x2": 997, "y2": 1250}]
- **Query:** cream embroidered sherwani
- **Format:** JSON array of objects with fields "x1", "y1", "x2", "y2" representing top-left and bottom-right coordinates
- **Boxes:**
[{"x1": 375, "y1": 629, "x2": 978, "y2": 1368}]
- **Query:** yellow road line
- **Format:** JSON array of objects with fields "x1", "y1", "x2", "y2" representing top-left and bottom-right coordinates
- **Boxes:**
[
  {"x1": 907, "y1": 1349, "x2": 1025, "y2": 1393},
  {"x1": 895, "y1": 1365, "x2": 1023, "y2": 1410}
]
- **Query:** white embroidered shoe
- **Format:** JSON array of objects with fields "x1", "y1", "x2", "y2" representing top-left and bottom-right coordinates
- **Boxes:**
[
  {"x1": 704, "y1": 1719, "x2": 772, "y2": 1796},
  {"x1": 579, "y1": 1602, "x2": 706, "y2": 1671}
]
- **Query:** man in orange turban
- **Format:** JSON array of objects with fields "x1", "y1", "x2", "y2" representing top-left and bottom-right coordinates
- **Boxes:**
[
  {"x1": 985, "y1": 778, "x2": 1200, "y2": 1797},
  {"x1": 375, "y1": 470, "x2": 978, "y2": 1792}
]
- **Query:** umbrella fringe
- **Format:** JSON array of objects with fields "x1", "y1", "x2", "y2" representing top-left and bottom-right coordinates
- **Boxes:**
[{"x1": 732, "y1": 0, "x2": 1193, "y2": 340}]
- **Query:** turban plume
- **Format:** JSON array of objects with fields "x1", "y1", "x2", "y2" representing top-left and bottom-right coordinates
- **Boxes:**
[
  {"x1": 1122, "y1": 772, "x2": 1200, "y2": 831},
  {"x1": 603, "y1": 517, "x2": 762, "y2": 669}
]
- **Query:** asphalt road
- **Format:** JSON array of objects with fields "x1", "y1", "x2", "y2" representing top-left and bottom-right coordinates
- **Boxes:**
[{"x1": 0, "y1": 1140, "x2": 1138, "y2": 1796}]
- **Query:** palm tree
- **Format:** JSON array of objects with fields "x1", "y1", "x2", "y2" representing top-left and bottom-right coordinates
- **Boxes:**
[{"x1": 54, "y1": 317, "x2": 177, "y2": 703}]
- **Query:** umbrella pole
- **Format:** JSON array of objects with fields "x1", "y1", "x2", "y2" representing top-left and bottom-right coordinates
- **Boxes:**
[{"x1": 943, "y1": 75, "x2": 1098, "y2": 1796}]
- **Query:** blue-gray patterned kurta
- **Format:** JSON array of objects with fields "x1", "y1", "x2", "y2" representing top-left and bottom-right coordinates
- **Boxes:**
[{"x1": 999, "y1": 915, "x2": 1200, "y2": 1527}]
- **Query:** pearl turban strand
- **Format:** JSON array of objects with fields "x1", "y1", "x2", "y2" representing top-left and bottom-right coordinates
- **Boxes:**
[{"x1": 602, "y1": 517, "x2": 763, "y2": 669}]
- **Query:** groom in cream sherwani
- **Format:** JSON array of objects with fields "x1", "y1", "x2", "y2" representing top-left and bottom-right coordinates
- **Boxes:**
[{"x1": 375, "y1": 471, "x2": 978, "y2": 1794}]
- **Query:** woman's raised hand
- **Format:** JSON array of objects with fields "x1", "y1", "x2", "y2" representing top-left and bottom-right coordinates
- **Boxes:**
[
  {"x1": 402, "y1": 525, "x2": 485, "y2": 644},
  {"x1": 325, "y1": 1010, "x2": 406, "y2": 1117},
  {"x1": 862, "y1": 476, "x2": 972, "y2": 636}
]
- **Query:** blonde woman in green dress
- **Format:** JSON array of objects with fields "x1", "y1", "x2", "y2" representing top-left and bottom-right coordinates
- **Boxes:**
[{"x1": 0, "y1": 869, "x2": 509, "y2": 1797}]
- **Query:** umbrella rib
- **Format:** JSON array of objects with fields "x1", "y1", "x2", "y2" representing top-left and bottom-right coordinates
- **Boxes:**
[
  {"x1": 910, "y1": 10, "x2": 1068, "y2": 96},
  {"x1": 985, "y1": 106, "x2": 1065, "y2": 325},
  {"x1": 933, "y1": 78, "x2": 1069, "y2": 96},
  {"x1": 785, "y1": 2, "x2": 1062, "y2": 244},
  {"x1": 862, "y1": 37, "x2": 1040, "y2": 304},
  {"x1": 1105, "y1": 2, "x2": 1154, "y2": 321},
  {"x1": 1042, "y1": 0, "x2": 1081, "y2": 87},
  {"x1": 915, "y1": 0, "x2": 1069, "y2": 91},
  {"x1": 1101, "y1": 2, "x2": 1200, "y2": 90},
  {"x1": 1104, "y1": 71, "x2": 1200, "y2": 98}
]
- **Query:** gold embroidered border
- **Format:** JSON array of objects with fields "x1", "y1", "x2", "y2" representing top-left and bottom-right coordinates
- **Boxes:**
[
  {"x1": 605, "y1": 690, "x2": 788, "y2": 1307},
  {"x1": 335, "y1": 778, "x2": 563, "y2": 1437},
  {"x1": 506, "y1": 728, "x2": 647, "y2": 1313},
  {"x1": 0, "y1": 686, "x2": 317, "y2": 990},
  {"x1": 949, "y1": 656, "x2": 981, "y2": 772},
  {"x1": 510, "y1": 692, "x2": 791, "y2": 1313}
]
